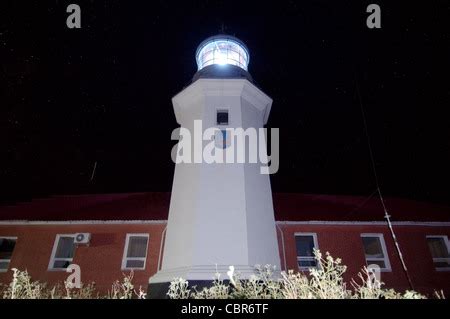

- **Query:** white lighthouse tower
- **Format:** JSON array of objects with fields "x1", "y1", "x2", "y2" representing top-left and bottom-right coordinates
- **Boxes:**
[{"x1": 148, "y1": 35, "x2": 280, "y2": 297}]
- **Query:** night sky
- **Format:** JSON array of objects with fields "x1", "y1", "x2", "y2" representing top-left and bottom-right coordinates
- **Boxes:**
[{"x1": 1, "y1": 1, "x2": 450, "y2": 205}]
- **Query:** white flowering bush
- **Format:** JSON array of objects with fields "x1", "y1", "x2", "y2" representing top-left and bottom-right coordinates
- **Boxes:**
[
  {"x1": 0, "y1": 250, "x2": 444, "y2": 299},
  {"x1": 1, "y1": 268, "x2": 50, "y2": 299},
  {"x1": 0, "y1": 269, "x2": 146, "y2": 299},
  {"x1": 166, "y1": 250, "x2": 436, "y2": 300}
]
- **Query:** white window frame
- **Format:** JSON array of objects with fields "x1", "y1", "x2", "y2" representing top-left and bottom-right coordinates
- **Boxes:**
[
  {"x1": 426, "y1": 235, "x2": 450, "y2": 271},
  {"x1": 48, "y1": 234, "x2": 76, "y2": 271},
  {"x1": 216, "y1": 108, "x2": 230, "y2": 126},
  {"x1": 361, "y1": 233, "x2": 391, "y2": 272},
  {"x1": 0, "y1": 236, "x2": 17, "y2": 273},
  {"x1": 121, "y1": 233, "x2": 149, "y2": 271},
  {"x1": 294, "y1": 232, "x2": 319, "y2": 271}
]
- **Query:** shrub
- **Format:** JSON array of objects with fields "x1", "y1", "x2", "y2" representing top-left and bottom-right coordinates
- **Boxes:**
[
  {"x1": 167, "y1": 250, "x2": 434, "y2": 299},
  {"x1": 0, "y1": 250, "x2": 444, "y2": 299},
  {"x1": 0, "y1": 269, "x2": 146, "y2": 299}
]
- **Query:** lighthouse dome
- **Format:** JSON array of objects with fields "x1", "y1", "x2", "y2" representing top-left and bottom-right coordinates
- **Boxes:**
[
  {"x1": 195, "y1": 35, "x2": 250, "y2": 71},
  {"x1": 193, "y1": 35, "x2": 253, "y2": 82}
]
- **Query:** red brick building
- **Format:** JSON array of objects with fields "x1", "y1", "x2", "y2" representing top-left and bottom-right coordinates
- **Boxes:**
[{"x1": 0, "y1": 192, "x2": 449, "y2": 296}]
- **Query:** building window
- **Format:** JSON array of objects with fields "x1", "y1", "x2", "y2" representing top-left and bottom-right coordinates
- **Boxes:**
[
  {"x1": 295, "y1": 233, "x2": 319, "y2": 270},
  {"x1": 216, "y1": 110, "x2": 229, "y2": 125},
  {"x1": 361, "y1": 234, "x2": 391, "y2": 271},
  {"x1": 122, "y1": 234, "x2": 149, "y2": 270},
  {"x1": 426, "y1": 236, "x2": 450, "y2": 271},
  {"x1": 0, "y1": 237, "x2": 17, "y2": 273},
  {"x1": 49, "y1": 235, "x2": 76, "y2": 270}
]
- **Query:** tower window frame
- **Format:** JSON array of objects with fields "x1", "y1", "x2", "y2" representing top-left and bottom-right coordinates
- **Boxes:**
[{"x1": 216, "y1": 109, "x2": 229, "y2": 126}]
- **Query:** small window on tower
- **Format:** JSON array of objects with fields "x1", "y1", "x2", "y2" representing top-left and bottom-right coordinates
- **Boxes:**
[
  {"x1": 217, "y1": 110, "x2": 229, "y2": 125},
  {"x1": 221, "y1": 130, "x2": 227, "y2": 149}
]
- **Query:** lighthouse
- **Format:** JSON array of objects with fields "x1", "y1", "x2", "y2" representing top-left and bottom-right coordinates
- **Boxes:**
[{"x1": 148, "y1": 35, "x2": 280, "y2": 297}]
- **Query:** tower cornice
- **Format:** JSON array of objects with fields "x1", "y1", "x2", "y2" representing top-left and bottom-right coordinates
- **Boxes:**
[{"x1": 172, "y1": 79, "x2": 272, "y2": 125}]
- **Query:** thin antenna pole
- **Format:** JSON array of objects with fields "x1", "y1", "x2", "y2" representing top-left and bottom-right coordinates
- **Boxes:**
[
  {"x1": 90, "y1": 161, "x2": 97, "y2": 182},
  {"x1": 355, "y1": 75, "x2": 415, "y2": 291},
  {"x1": 377, "y1": 187, "x2": 414, "y2": 290}
]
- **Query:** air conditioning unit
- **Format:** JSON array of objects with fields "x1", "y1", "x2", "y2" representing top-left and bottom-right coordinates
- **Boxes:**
[{"x1": 74, "y1": 233, "x2": 91, "y2": 245}]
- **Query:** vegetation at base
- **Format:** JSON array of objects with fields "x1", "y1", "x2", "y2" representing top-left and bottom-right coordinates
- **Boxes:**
[
  {"x1": 0, "y1": 269, "x2": 146, "y2": 299},
  {"x1": 0, "y1": 250, "x2": 445, "y2": 299},
  {"x1": 167, "y1": 250, "x2": 445, "y2": 299}
]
